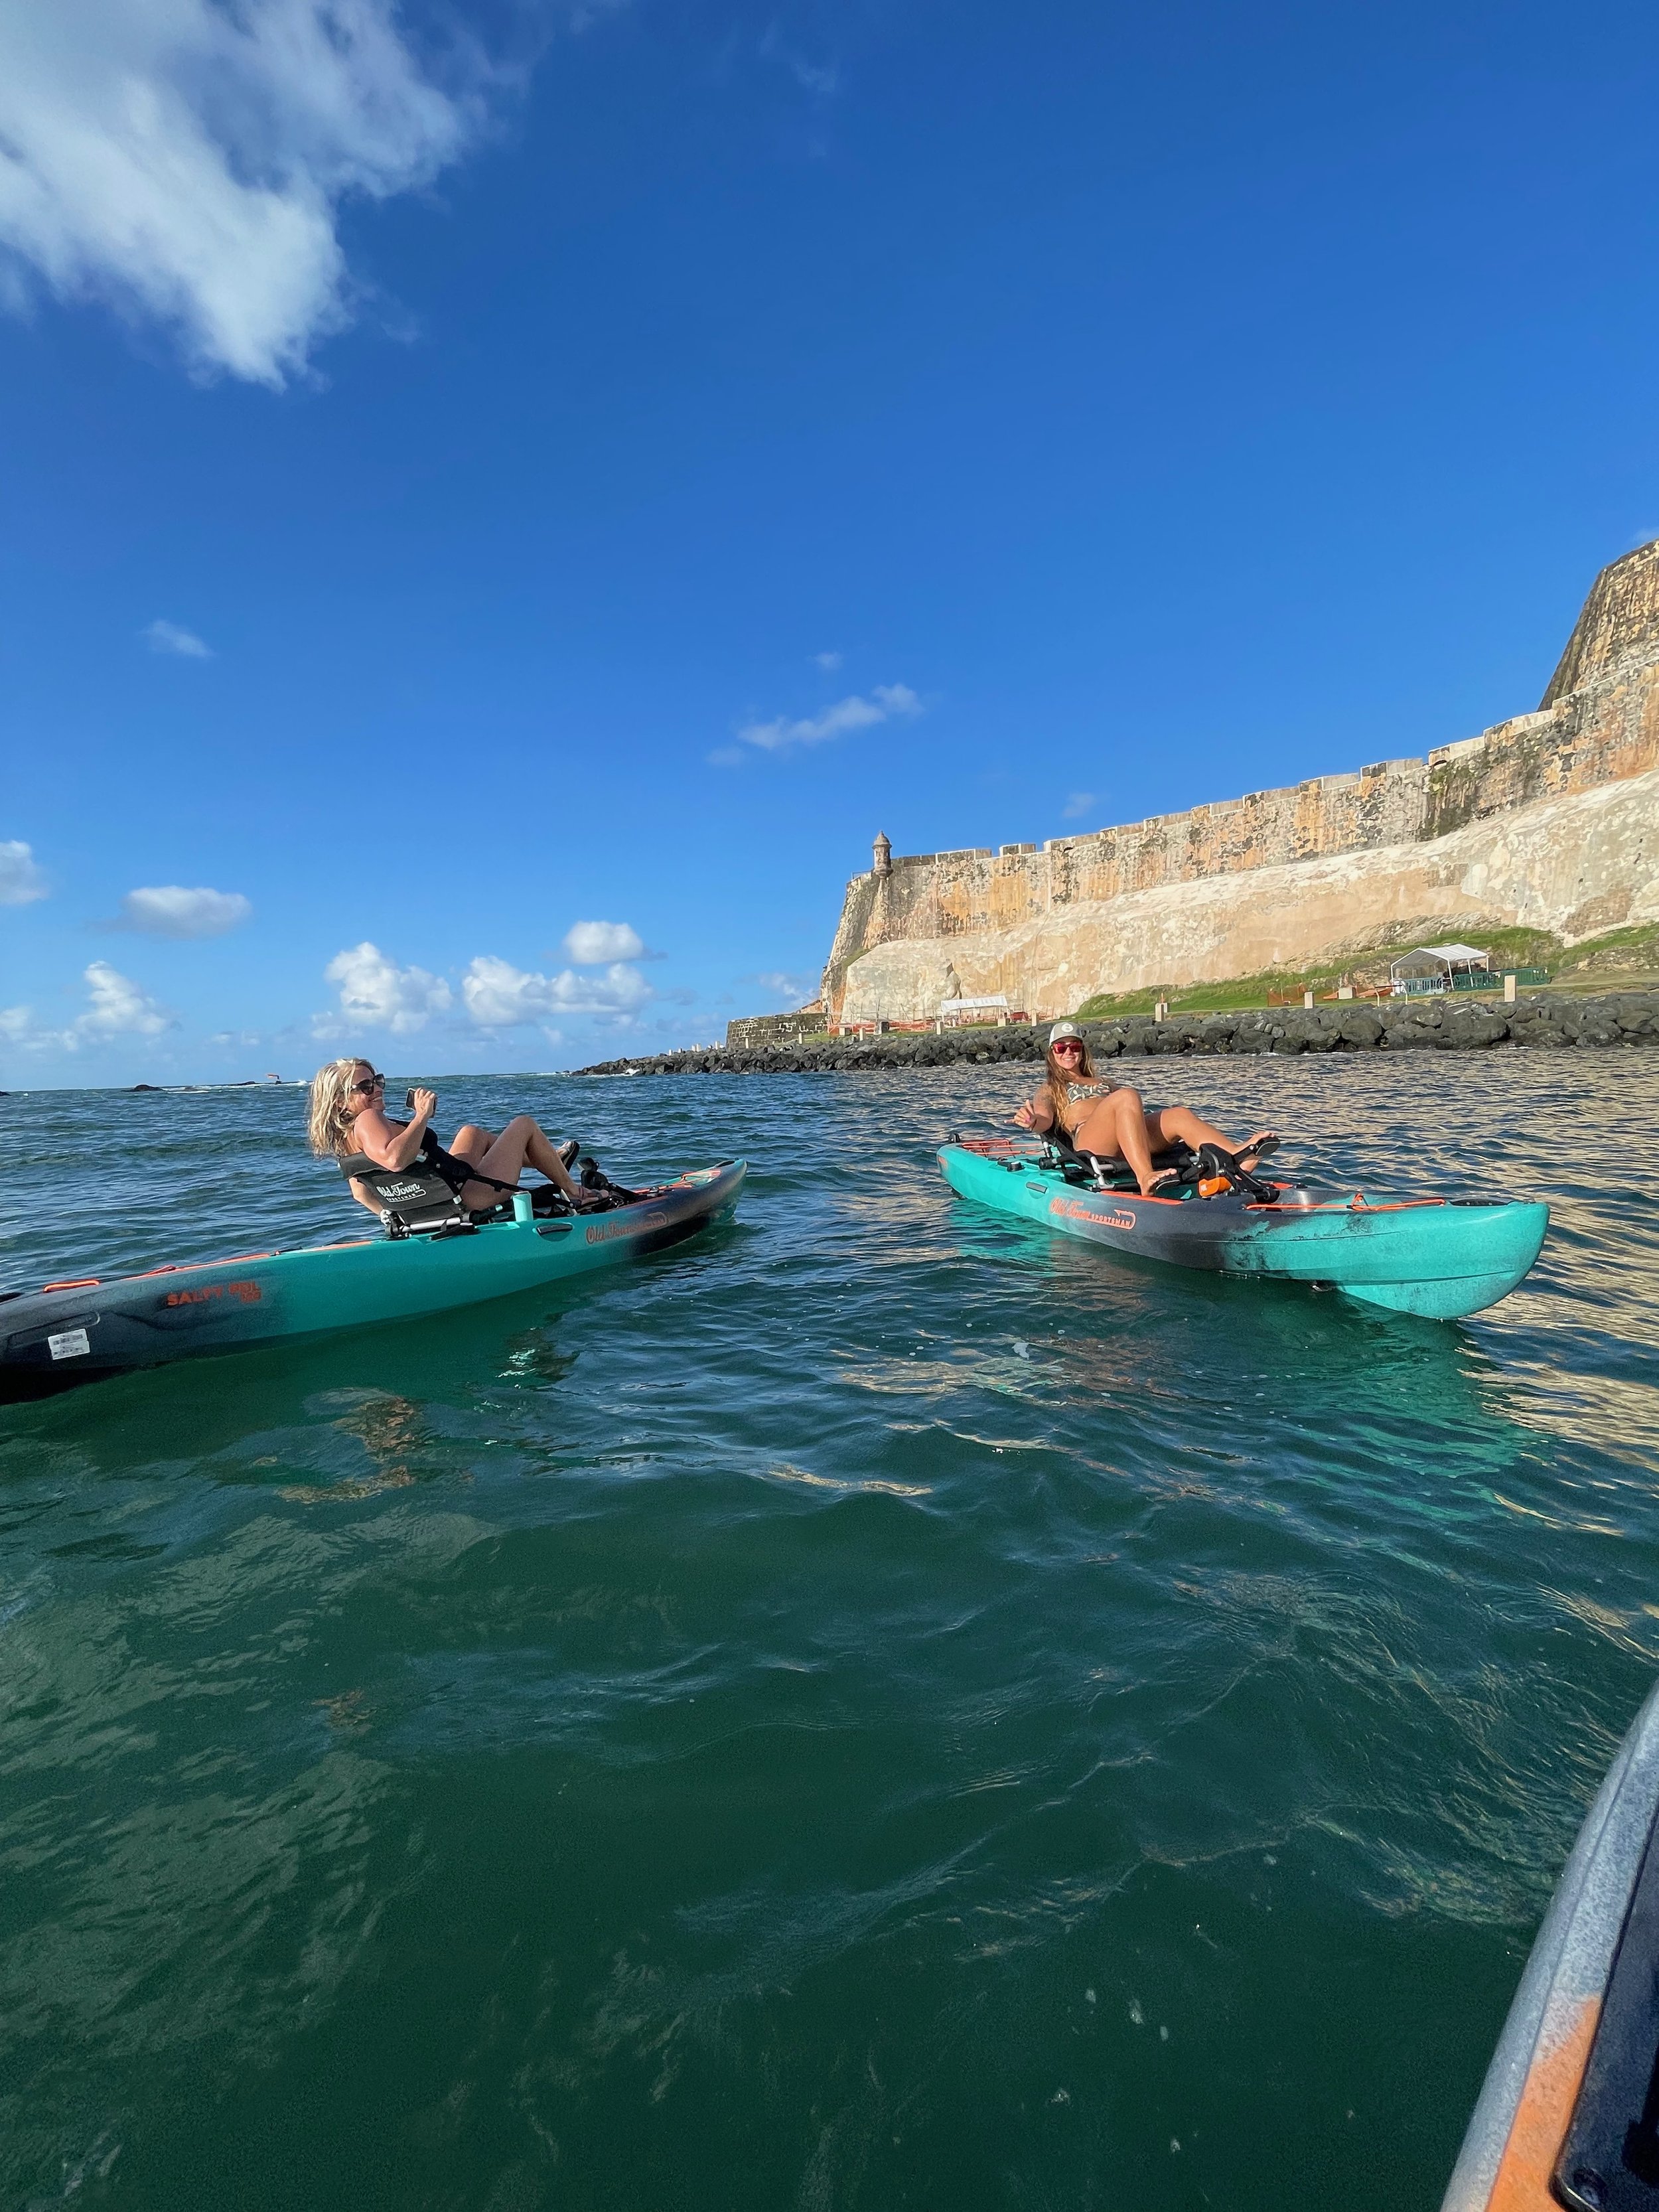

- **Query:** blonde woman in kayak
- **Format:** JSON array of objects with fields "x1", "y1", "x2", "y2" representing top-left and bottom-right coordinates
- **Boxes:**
[
  {"x1": 1014, "y1": 1022, "x2": 1277, "y2": 1195},
  {"x1": 309, "y1": 1058, "x2": 599, "y2": 1218}
]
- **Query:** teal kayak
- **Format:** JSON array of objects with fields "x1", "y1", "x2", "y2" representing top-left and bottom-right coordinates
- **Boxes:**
[
  {"x1": 0, "y1": 1160, "x2": 746, "y2": 1402},
  {"x1": 939, "y1": 1139, "x2": 1546, "y2": 1319}
]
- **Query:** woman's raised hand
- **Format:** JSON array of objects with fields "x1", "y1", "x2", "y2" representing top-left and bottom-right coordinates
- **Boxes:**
[
  {"x1": 410, "y1": 1088, "x2": 437, "y2": 1124},
  {"x1": 1013, "y1": 1099, "x2": 1037, "y2": 1129}
]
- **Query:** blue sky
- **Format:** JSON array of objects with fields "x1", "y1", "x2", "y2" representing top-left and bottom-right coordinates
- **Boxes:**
[{"x1": 5, "y1": 0, "x2": 1659, "y2": 1084}]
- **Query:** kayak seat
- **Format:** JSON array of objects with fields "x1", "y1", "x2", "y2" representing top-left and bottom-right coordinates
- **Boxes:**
[
  {"x1": 336, "y1": 1152, "x2": 576, "y2": 1238},
  {"x1": 1040, "y1": 1123, "x2": 1198, "y2": 1190}
]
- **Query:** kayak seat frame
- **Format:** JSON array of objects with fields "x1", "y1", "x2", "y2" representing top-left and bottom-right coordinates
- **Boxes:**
[
  {"x1": 1039, "y1": 1123, "x2": 1200, "y2": 1191},
  {"x1": 336, "y1": 1152, "x2": 574, "y2": 1240}
]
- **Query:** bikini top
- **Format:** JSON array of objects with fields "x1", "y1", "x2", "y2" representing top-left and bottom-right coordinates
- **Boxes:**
[{"x1": 1051, "y1": 1080, "x2": 1117, "y2": 1134}]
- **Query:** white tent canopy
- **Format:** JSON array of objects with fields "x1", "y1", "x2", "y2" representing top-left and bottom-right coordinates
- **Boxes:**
[{"x1": 1390, "y1": 943, "x2": 1491, "y2": 974}]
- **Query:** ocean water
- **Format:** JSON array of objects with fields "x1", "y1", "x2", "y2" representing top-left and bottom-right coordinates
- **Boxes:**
[{"x1": 2, "y1": 1055, "x2": 1657, "y2": 2212}]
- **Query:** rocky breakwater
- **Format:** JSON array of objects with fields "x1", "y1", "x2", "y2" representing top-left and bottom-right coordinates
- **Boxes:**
[{"x1": 579, "y1": 990, "x2": 1659, "y2": 1075}]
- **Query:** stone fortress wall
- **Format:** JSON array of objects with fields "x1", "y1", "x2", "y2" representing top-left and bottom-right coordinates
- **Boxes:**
[{"x1": 822, "y1": 542, "x2": 1659, "y2": 1025}]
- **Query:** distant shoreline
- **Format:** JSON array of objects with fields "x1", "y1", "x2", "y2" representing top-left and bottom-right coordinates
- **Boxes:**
[{"x1": 578, "y1": 988, "x2": 1659, "y2": 1076}]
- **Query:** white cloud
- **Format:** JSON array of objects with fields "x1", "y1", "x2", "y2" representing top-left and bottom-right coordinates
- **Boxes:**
[
  {"x1": 323, "y1": 940, "x2": 451, "y2": 1033},
  {"x1": 119, "y1": 883, "x2": 251, "y2": 936},
  {"x1": 0, "y1": 0, "x2": 488, "y2": 386},
  {"x1": 813, "y1": 649, "x2": 843, "y2": 672},
  {"x1": 0, "y1": 839, "x2": 48, "y2": 905},
  {"x1": 462, "y1": 955, "x2": 650, "y2": 1029},
  {"x1": 1, "y1": 960, "x2": 175, "y2": 1052},
  {"x1": 143, "y1": 617, "x2": 212, "y2": 658},
  {"x1": 722, "y1": 682, "x2": 923, "y2": 763},
  {"x1": 760, "y1": 25, "x2": 840, "y2": 98},
  {"x1": 750, "y1": 970, "x2": 814, "y2": 1005},
  {"x1": 80, "y1": 959, "x2": 173, "y2": 1036},
  {"x1": 1062, "y1": 792, "x2": 1095, "y2": 820},
  {"x1": 561, "y1": 918, "x2": 644, "y2": 964}
]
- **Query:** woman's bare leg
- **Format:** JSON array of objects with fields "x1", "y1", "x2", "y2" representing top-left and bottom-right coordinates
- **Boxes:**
[
  {"x1": 1149, "y1": 1106, "x2": 1277, "y2": 1167},
  {"x1": 454, "y1": 1115, "x2": 588, "y2": 1209},
  {"x1": 1070, "y1": 1088, "x2": 1161, "y2": 1192},
  {"x1": 1072, "y1": 1092, "x2": 1277, "y2": 1193}
]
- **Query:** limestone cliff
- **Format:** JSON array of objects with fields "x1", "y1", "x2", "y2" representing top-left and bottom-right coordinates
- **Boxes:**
[{"x1": 822, "y1": 541, "x2": 1659, "y2": 1023}]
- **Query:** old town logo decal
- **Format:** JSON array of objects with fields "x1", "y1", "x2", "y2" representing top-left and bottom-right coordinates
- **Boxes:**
[
  {"x1": 585, "y1": 1210, "x2": 669, "y2": 1246},
  {"x1": 1049, "y1": 1195, "x2": 1136, "y2": 1232}
]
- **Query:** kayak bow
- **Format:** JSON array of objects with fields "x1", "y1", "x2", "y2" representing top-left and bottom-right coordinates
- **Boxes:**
[
  {"x1": 0, "y1": 1160, "x2": 746, "y2": 1402},
  {"x1": 938, "y1": 1141, "x2": 1546, "y2": 1320}
]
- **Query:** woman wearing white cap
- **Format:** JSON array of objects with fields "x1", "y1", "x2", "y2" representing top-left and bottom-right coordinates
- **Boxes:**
[{"x1": 1013, "y1": 1023, "x2": 1277, "y2": 1195}]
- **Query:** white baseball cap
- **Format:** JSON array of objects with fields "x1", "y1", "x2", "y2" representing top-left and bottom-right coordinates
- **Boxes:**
[{"x1": 1048, "y1": 1021, "x2": 1084, "y2": 1044}]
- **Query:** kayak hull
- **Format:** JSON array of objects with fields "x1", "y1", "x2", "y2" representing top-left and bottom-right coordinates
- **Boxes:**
[
  {"x1": 938, "y1": 1144, "x2": 1546, "y2": 1320},
  {"x1": 0, "y1": 1161, "x2": 746, "y2": 1402},
  {"x1": 1442, "y1": 1677, "x2": 1659, "y2": 2211}
]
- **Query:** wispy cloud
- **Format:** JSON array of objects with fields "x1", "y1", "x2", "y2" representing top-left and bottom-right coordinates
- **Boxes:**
[
  {"x1": 813, "y1": 648, "x2": 843, "y2": 672},
  {"x1": 717, "y1": 682, "x2": 923, "y2": 765},
  {"x1": 760, "y1": 23, "x2": 840, "y2": 98},
  {"x1": 746, "y1": 970, "x2": 815, "y2": 1005},
  {"x1": 322, "y1": 941, "x2": 452, "y2": 1034},
  {"x1": 0, "y1": 838, "x2": 48, "y2": 905},
  {"x1": 561, "y1": 919, "x2": 645, "y2": 964},
  {"x1": 1062, "y1": 792, "x2": 1095, "y2": 820},
  {"x1": 1, "y1": 960, "x2": 174, "y2": 1052},
  {"x1": 80, "y1": 959, "x2": 173, "y2": 1036},
  {"x1": 143, "y1": 619, "x2": 212, "y2": 658},
  {"x1": 117, "y1": 884, "x2": 250, "y2": 936},
  {"x1": 0, "y1": 0, "x2": 495, "y2": 386},
  {"x1": 462, "y1": 956, "x2": 651, "y2": 1029}
]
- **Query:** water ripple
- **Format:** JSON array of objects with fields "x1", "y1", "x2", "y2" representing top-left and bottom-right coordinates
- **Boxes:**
[{"x1": 1, "y1": 1059, "x2": 1656, "y2": 2209}]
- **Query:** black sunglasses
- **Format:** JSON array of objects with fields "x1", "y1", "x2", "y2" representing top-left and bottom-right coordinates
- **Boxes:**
[{"x1": 352, "y1": 1070, "x2": 386, "y2": 1092}]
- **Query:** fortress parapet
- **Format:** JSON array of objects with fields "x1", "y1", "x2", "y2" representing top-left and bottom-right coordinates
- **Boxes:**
[{"x1": 820, "y1": 541, "x2": 1659, "y2": 1019}]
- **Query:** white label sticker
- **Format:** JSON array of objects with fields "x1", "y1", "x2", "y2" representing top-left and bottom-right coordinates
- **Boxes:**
[{"x1": 47, "y1": 1329, "x2": 91, "y2": 1361}]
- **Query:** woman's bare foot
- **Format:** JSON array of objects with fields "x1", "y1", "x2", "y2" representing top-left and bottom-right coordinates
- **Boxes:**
[
  {"x1": 1238, "y1": 1131, "x2": 1279, "y2": 1169},
  {"x1": 1140, "y1": 1166, "x2": 1181, "y2": 1196}
]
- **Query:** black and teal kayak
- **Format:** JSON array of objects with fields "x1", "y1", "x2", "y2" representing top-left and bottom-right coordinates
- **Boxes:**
[
  {"x1": 0, "y1": 1161, "x2": 746, "y2": 1403},
  {"x1": 939, "y1": 1138, "x2": 1546, "y2": 1320}
]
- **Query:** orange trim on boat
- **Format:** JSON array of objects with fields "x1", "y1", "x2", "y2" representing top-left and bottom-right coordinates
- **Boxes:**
[
  {"x1": 41, "y1": 1277, "x2": 102, "y2": 1292},
  {"x1": 1485, "y1": 1994, "x2": 1598, "y2": 2212}
]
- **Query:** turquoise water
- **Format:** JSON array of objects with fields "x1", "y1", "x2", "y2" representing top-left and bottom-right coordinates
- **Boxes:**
[{"x1": 3, "y1": 1057, "x2": 1657, "y2": 2211}]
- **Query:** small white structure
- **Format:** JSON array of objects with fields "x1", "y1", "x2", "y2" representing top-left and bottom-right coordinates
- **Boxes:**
[
  {"x1": 1388, "y1": 943, "x2": 1492, "y2": 996},
  {"x1": 938, "y1": 993, "x2": 1012, "y2": 1029}
]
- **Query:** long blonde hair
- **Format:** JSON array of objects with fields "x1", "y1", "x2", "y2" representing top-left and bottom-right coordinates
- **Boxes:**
[{"x1": 309, "y1": 1057, "x2": 372, "y2": 1157}]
